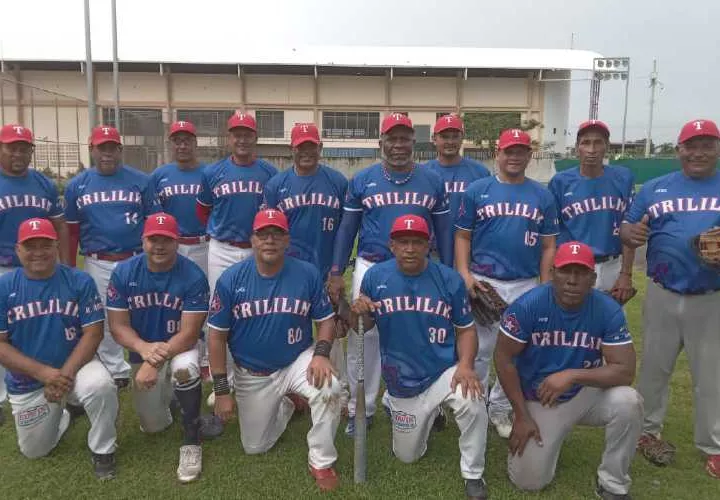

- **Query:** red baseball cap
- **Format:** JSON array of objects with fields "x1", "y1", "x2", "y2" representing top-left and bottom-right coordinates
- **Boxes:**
[
  {"x1": 434, "y1": 114, "x2": 464, "y2": 134},
  {"x1": 381, "y1": 113, "x2": 414, "y2": 134},
  {"x1": 253, "y1": 209, "x2": 289, "y2": 232},
  {"x1": 577, "y1": 119, "x2": 610, "y2": 139},
  {"x1": 227, "y1": 111, "x2": 257, "y2": 132},
  {"x1": 497, "y1": 129, "x2": 531, "y2": 150},
  {"x1": 143, "y1": 212, "x2": 179, "y2": 239},
  {"x1": 390, "y1": 214, "x2": 430, "y2": 240},
  {"x1": 677, "y1": 119, "x2": 720, "y2": 144},
  {"x1": 18, "y1": 218, "x2": 58, "y2": 243},
  {"x1": 90, "y1": 125, "x2": 122, "y2": 146},
  {"x1": 169, "y1": 120, "x2": 197, "y2": 137},
  {"x1": 290, "y1": 122, "x2": 321, "y2": 147},
  {"x1": 0, "y1": 124, "x2": 34, "y2": 144},
  {"x1": 554, "y1": 241, "x2": 595, "y2": 270}
]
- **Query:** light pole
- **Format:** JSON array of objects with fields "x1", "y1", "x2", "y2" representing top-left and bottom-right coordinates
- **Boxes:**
[
  {"x1": 83, "y1": 0, "x2": 96, "y2": 131},
  {"x1": 590, "y1": 57, "x2": 631, "y2": 155}
]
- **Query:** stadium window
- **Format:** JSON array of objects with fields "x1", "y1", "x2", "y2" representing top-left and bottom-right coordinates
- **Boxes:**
[
  {"x1": 102, "y1": 108, "x2": 163, "y2": 137},
  {"x1": 322, "y1": 111, "x2": 380, "y2": 139},
  {"x1": 255, "y1": 110, "x2": 285, "y2": 139},
  {"x1": 415, "y1": 125, "x2": 431, "y2": 143},
  {"x1": 176, "y1": 109, "x2": 234, "y2": 137}
]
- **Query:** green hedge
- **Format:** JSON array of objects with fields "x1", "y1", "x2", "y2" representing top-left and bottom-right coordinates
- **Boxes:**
[{"x1": 555, "y1": 159, "x2": 684, "y2": 184}]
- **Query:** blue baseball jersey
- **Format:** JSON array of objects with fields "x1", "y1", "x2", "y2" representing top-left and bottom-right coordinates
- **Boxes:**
[
  {"x1": 0, "y1": 169, "x2": 64, "y2": 267},
  {"x1": 208, "y1": 256, "x2": 334, "y2": 372},
  {"x1": 500, "y1": 283, "x2": 632, "y2": 403},
  {"x1": 360, "y1": 259, "x2": 474, "y2": 398},
  {"x1": 197, "y1": 157, "x2": 278, "y2": 243},
  {"x1": 106, "y1": 254, "x2": 209, "y2": 364},
  {"x1": 624, "y1": 170, "x2": 720, "y2": 294},
  {"x1": 455, "y1": 177, "x2": 559, "y2": 280},
  {"x1": 549, "y1": 165, "x2": 635, "y2": 258},
  {"x1": 263, "y1": 165, "x2": 347, "y2": 278},
  {"x1": 151, "y1": 163, "x2": 207, "y2": 237},
  {"x1": 424, "y1": 158, "x2": 490, "y2": 223},
  {"x1": 345, "y1": 163, "x2": 449, "y2": 262},
  {"x1": 0, "y1": 265, "x2": 104, "y2": 394},
  {"x1": 64, "y1": 166, "x2": 159, "y2": 254}
]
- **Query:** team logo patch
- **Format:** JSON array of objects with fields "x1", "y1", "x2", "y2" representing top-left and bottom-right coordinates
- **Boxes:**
[
  {"x1": 106, "y1": 282, "x2": 119, "y2": 302},
  {"x1": 209, "y1": 291, "x2": 223, "y2": 315},
  {"x1": 391, "y1": 410, "x2": 417, "y2": 433},
  {"x1": 18, "y1": 404, "x2": 50, "y2": 427},
  {"x1": 502, "y1": 313, "x2": 520, "y2": 335}
]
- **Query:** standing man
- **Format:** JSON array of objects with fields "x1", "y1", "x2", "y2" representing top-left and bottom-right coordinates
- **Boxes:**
[
  {"x1": 328, "y1": 113, "x2": 452, "y2": 435},
  {"x1": 207, "y1": 209, "x2": 342, "y2": 492},
  {"x1": 64, "y1": 125, "x2": 159, "y2": 387},
  {"x1": 548, "y1": 120, "x2": 636, "y2": 300},
  {"x1": 107, "y1": 213, "x2": 209, "y2": 483},
  {"x1": 0, "y1": 124, "x2": 70, "y2": 425},
  {"x1": 425, "y1": 114, "x2": 490, "y2": 263},
  {"x1": 0, "y1": 218, "x2": 118, "y2": 480},
  {"x1": 494, "y1": 241, "x2": 642, "y2": 499},
  {"x1": 349, "y1": 215, "x2": 489, "y2": 500},
  {"x1": 621, "y1": 118, "x2": 720, "y2": 478},
  {"x1": 455, "y1": 128, "x2": 558, "y2": 438}
]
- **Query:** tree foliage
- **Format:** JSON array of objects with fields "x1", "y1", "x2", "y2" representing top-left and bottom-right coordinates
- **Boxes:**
[{"x1": 463, "y1": 112, "x2": 543, "y2": 148}]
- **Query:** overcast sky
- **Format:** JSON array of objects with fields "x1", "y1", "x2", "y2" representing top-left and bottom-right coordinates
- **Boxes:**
[{"x1": 1, "y1": 0, "x2": 718, "y2": 145}]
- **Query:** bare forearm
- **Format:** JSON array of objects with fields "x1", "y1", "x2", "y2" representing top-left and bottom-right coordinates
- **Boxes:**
[
  {"x1": 454, "y1": 231, "x2": 472, "y2": 278},
  {"x1": 54, "y1": 220, "x2": 71, "y2": 265},
  {"x1": 166, "y1": 314, "x2": 205, "y2": 357},
  {"x1": 494, "y1": 350, "x2": 531, "y2": 418},
  {"x1": 208, "y1": 331, "x2": 229, "y2": 375},
  {"x1": 539, "y1": 251, "x2": 554, "y2": 283},
  {"x1": 315, "y1": 318, "x2": 335, "y2": 343},
  {"x1": 620, "y1": 245, "x2": 635, "y2": 275},
  {"x1": 110, "y1": 322, "x2": 147, "y2": 353},
  {"x1": 0, "y1": 342, "x2": 52, "y2": 380},
  {"x1": 566, "y1": 363, "x2": 635, "y2": 389},
  {"x1": 62, "y1": 327, "x2": 103, "y2": 376},
  {"x1": 455, "y1": 327, "x2": 477, "y2": 367}
]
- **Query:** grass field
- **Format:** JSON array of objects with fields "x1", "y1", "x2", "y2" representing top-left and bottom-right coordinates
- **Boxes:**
[{"x1": 0, "y1": 270, "x2": 717, "y2": 499}]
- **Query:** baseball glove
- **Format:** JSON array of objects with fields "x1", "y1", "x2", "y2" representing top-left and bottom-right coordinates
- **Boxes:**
[
  {"x1": 470, "y1": 281, "x2": 508, "y2": 327},
  {"x1": 691, "y1": 227, "x2": 720, "y2": 271}
]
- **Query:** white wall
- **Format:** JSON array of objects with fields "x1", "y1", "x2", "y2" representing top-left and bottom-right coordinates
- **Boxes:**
[{"x1": 541, "y1": 70, "x2": 571, "y2": 152}]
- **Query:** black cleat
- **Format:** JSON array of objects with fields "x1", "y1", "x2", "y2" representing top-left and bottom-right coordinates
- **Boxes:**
[
  {"x1": 114, "y1": 378, "x2": 130, "y2": 390},
  {"x1": 92, "y1": 452, "x2": 117, "y2": 481},
  {"x1": 464, "y1": 478, "x2": 488, "y2": 500}
]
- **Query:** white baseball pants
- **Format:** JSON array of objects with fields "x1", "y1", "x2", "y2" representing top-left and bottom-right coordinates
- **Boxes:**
[
  {"x1": 233, "y1": 346, "x2": 342, "y2": 469},
  {"x1": 131, "y1": 348, "x2": 200, "y2": 432},
  {"x1": 84, "y1": 256, "x2": 132, "y2": 380},
  {"x1": 177, "y1": 241, "x2": 209, "y2": 373},
  {"x1": 472, "y1": 273, "x2": 538, "y2": 419},
  {"x1": 594, "y1": 256, "x2": 622, "y2": 293},
  {"x1": 8, "y1": 359, "x2": 118, "y2": 458},
  {"x1": 386, "y1": 365, "x2": 488, "y2": 480}
]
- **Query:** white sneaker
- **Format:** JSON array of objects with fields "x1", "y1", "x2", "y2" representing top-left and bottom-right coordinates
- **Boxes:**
[
  {"x1": 177, "y1": 445, "x2": 202, "y2": 483},
  {"x1": 490, "y1": 413, "x2": 513, "y2": 439}
]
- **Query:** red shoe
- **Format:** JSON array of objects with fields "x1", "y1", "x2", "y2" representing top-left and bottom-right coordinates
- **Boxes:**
[
  {"x1": 309, "y1": 465, "x2": 339, "y2": 492},
  {"x1": 287, "y1": 393, "x2": 309, "y2": 413},
  {"x1": 706, "y1": 455, "x2": 720, "y2": 479}
]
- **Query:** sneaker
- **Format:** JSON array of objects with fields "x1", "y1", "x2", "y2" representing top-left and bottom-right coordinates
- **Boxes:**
[
  {"x1": 595, "y1": 481, "x2": 632, "y2": 499},
  {"x1": 637, "y1": 433, "x2": 676, "y2": 466},
  {"x1": 490, "y1": 412, "x2": 513, "y2": 439},
  {"x1": 433, "y1": 407, "x2": 447, "y2": 432},
  {"x1": 706, "y1": 454, "x2": 720, "y2": 479},
  {"x1": 309, "y1": 465, "x2": 339, "y2": 491},
  {"x1": 92, "y1": 452, "x2": 117, "y2": 481},
  {"x1": 464, "y1": 478, "x2": 488, "y2": 500},
  {"x1": 199, "y1": 414, "x2": 224, "y2": 440},
  {"x1": 114, "y1": 378, "x2": 130, "y2": 390},
  {"x1": 177, "y1": 445, "x2": 202, "y2": 483},
  {"x1": 66, "y1": 403, "x2": 86, "y2": 420},
  {"x1": 345, "y1": 416, "x2": 373, "y2": 437}
]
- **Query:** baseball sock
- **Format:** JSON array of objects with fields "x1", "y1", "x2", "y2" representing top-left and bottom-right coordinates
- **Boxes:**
[{"x1": 174, "y1": 378, "x2": 202, "y2": 445}]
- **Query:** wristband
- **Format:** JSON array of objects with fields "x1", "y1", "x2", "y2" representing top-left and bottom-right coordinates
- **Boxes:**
[
  {"x1": 330, "y1": 266, "x2": 343, "y2": 277},
  {"x1": 213, "y1": 373, "x2": 231, "y2": 396},
  {"x1": 313, "y1": 340, "x2": 332, "y2": 358}
]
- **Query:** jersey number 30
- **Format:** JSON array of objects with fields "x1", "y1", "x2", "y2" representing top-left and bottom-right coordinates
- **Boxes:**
[{"x1": 428, "y1": 327, "x2": 447, "y2": 344}]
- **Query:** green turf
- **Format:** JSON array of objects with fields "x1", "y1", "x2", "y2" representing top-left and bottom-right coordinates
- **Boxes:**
[{"x1": 0, "y1": 271, "x2": 717, "y2": 499}]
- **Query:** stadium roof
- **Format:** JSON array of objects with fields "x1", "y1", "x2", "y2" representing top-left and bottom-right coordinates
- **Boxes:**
[{"x1": 2, "y1": 45, "x2": 602, "y2": 73}]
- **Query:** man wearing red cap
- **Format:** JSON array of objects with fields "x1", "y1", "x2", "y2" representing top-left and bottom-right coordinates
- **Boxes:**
[
  {"x1": 0, "y1": 123, "x2": 72, "y2": 423},
  {"x1": 425, "y1": 114, "x2": 490, "y2": 263},
  {"x1": 621, "y1": 119, "x2": 720, "y2": 477},
  {"x1": 0, "y1": 218, "x2": 118, "y2": 480},
  {"x1": 494, "y1": 241, "x2": 641, "y2": 499},
  {"x1": 456, "y1": 128, "x2": 559, "y2": 438},
  {"x1": 106, "y1": 212, "x2": 210, "y2": 483},
  {"x1": 207, "y1": 209, "x2": 342, "y2": 491},
  {"x1": 64, "y1": 125, "x2": 159, "y2": 388},
  {"x1": 548, "y1": 120, "x2": 636, "y2": 302},
  {"x1": 329, "y1": 112, "x2": 452, "y2": 436},
  {"x1": 349, "y1": 214, "x2": 489, "y2": 499},
  {"x1": 196, "y1": 111, "x2": 278, "y2": 407}
]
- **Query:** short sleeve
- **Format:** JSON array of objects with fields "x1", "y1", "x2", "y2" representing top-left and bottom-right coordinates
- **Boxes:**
[
  {"x1": 449, "y1": 274, "x2": 473, "y2": 328},
  {"x1": 105, "y1": 269, "x2": 128, "y2": 311},
  {"x1": 183, "y1": 274, "x2": 210, "y2": 313},
  {"x1": 207, "y1": 277, "x2": 232, "y2": 331},
  {"x1": 344, "y1": 175, "x2": 363, "y2": 212},
  {"x1": 602, "y1": 307, "x2": 632, "y2": 346},
  {"x1": 547, "y1": 176, "x2": 563, "y2": 212},
  {"x1": 78, "y1": 274, "x2": 105, "y2": 327},
  {"x1": 539, "y1": 191, "x2": 560, "y2": 236},
  {"x1": 197, "y1": 168, "x2": 213, "y2": 206},
  {"x1": 432, "y1": 177, "x2": 450, "y2": 215},
  {"x1": 64, "y1": 181, "x2": 79, "y2": 223},
  {"x1": 0, "y1": 281, "x2": 9, "y2": 333},
  {"x1": 359, "y1": 268, "x2": 374, "y2": 300},
  {"x1": 625, "y1": 171, "x2": 636, "y2": 209},
  {"x1": 455, "y1": 190, "x2": 476, "y2": 231},
  {"x1": 310, "y1": 269, "x2": 334, "y2": 322},
  {"x1": 623, "y1": 184, "x2": 649, "y2": 224},
  {"x1": 262, "y1": 180, "x2": 279, "y2": 210},
  {"x1": 47, "y1": 182, "x2": 64, "y2": 218},
  {"x1": 498, "y1": 300, "x2": 532, "y2": 344}
]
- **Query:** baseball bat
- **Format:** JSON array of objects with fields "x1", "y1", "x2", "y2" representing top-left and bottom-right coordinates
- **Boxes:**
[{"x1": 354, "y1": 315, "x2": 367, "y2": 484}]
